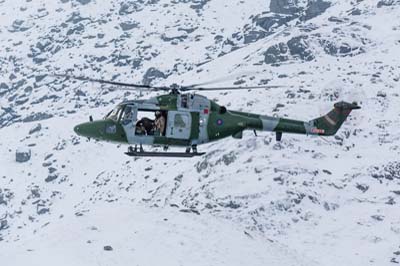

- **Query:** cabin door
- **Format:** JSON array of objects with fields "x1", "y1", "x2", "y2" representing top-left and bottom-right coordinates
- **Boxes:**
[{"x1": 166, "y1": 111, "x2": 192, "y2": 139}]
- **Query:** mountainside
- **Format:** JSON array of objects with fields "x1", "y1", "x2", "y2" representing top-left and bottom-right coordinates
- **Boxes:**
[{"x1": 1, "y1": 0, "x2": 400, "y2": 265}]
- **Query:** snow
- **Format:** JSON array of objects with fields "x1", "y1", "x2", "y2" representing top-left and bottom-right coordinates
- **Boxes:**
[{"x1": 1, "y1": 0, "x2": 400, "y2": 265}]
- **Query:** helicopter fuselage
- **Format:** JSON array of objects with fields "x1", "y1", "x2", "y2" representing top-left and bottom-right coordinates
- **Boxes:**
[{"x1": 73, "y1": 93, "x2": 360, "y2": 150}]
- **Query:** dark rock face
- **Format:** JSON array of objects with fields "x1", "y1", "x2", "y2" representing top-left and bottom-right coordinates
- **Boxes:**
[
  {"x1": 16, "y1": 148, "x2": 31, "y2": 163},
  {"x1": 302, "y1": 0, "x2": 331, "y2": 21},
  {"x1": 120, "y1": 21, "x2": 139, "y2": 31},
  {"x1": 320, "y1": 40, "x2": 365, "y2": 57},
  {"x1": 264, "y1": 42, "x2": 289, "y2": 64},
  {"x1": 22, "y1": 112, "x2": 53, "y2": 123},
  {"x1": 287, "y1": 35, "x2": 315, "y2": 61},
  {"x1": 269, "y1": 0, "x2": 302, "y2": 15},
  {"x1": 269, "y1": 0, "x2": 331, "y2": 20},
  {"x1": 142, "y1": 68, "x2": 166, "y2": 85},
  {"x1": 264, "y1": 35, "x2": 314, "y2": 64},
  {"x1": 377, "y1": 0, "x2": 400, "y2": 8},
  {"x1": 245, "y1": 13, "x2": 294, "y2": 43}
]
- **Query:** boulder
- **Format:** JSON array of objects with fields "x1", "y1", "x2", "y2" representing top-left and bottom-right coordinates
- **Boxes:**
[
  {"x1": 104, "y1": 245, "x2": 113, "y2": 251},
  {"x1": 16, "y1": 148, "x2": 31, "y2": 163}
]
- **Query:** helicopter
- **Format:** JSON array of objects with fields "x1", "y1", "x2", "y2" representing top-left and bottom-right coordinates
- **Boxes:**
[{"x1": 59, "y1": 74, "x2": 361, "y2": 157}]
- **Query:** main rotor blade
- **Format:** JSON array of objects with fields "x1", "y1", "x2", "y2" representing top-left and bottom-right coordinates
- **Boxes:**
[
  {"x1": 51, "y1": 73, "x2": 171, "y2": 91},
  {"x1": 180, "y1": 85, "x2": 286, "y2": 91}
]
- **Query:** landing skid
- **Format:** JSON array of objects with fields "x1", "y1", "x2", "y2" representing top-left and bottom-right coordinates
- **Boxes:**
[{"x1": 125, "y1": 151, "x2": 205, "y2": 157}]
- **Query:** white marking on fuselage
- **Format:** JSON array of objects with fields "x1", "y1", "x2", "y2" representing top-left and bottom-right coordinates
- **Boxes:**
[{"x1": 260, "y1": 116, "x2": 280, "y2": 131}]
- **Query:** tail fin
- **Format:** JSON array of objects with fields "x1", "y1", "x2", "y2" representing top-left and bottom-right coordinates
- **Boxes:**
[{"x1": 309, "y1": 101, "x2": 361, "y2": 136}]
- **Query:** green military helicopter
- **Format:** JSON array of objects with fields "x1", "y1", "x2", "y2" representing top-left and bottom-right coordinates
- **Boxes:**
[{"x1": 61, "y1": 74, "x2": 361, "y2": 157}]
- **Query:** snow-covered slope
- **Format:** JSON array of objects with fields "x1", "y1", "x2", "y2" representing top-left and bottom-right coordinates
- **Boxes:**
[{"x1": 1, "y1": 0, "x2": 400, "y2": 265}]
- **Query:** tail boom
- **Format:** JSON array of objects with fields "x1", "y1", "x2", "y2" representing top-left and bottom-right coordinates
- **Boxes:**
[{"x1": 252, "y1": 101, "x2": 360, "y2": 139}]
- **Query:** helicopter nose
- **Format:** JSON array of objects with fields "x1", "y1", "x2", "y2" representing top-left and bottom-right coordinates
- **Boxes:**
[
  {"x1": 73, "y1": 125, "x2": 80, "y2": 135},
  {"x1": 73, "y1": 122, "x2": 92, "y2": 137}
]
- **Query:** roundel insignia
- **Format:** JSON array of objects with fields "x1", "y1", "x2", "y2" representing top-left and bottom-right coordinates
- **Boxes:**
[{"x1": 216, "y1": 119, "x2": 223, "y2": 126}]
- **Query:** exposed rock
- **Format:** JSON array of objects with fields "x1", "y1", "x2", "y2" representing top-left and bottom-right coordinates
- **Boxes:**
[
  {"x1": 186, "y1": 0, "x2": 210, "y2": 11},
  {"x1": 29, "y1": 123, "x2": 42, "y2": 134},
  {"x1": 142, "y1": 67, "x2": 166, "y2": 85},
  {"x1": 45, "y1": 174, "x2": 58, "y2": 183},
  {"x1": 8, "y1": 19, "x2": 32, "y2": 32},
  {"x1": 120, "y1": 21, "x2": 139, "y2": 31},
  {"x1": 350, "y1": 8, "x2": 362, "y2": 15},
  {"x1": 269, "y1": 0, "x2": 302, "y2": 15},
  {"x1": 219, "y1": 152, "x2": 237, "y2": 166},
  {"x1": 377, "y1": 0, "x2": 400, "y2": 8},
  {"x1": 320, "y1": 40, "x2": 365, "y2": 57},
  {"x1": 161, "y1": 30, "x2": 188, "y2": 42},
  {"x1": 22, "y1": 112, "x2": 53, "y2": 123},
  {"x1": 356, "y1": 183, "x2": 369, "y2": 193},
  {"x1": 16, "y1": 148, "x2": 31, "y2": 163},
  {"x1": 0, "y1": 83, "x2": 9, "y2": 95},
  {"x1": 66, "y1": 12, "x2": 90, "y2": 24},
  {"x1": 264, "y1": 42, "x2": 289, "y2": 64},
  {"x1": 103, "y1": 245, "x2": 113, "y2": 251},
  {"x1": 76, "y1": 0, "x2": 91, "y2": 5},
  {"x1": 119, "y1": 1, "x2": 144, "y2": 15},
  {"x1": 243, "y1": 30, "x2": 268, "y2": 44},
  {"x1": 269, "y1": 0, "x2": 330, "y2": 21},
  {"x1": 287, "y1": 35, "x2": 315, "y2": 61},
  {"x1": 371, "y1": 214, "x2": 384, "y2": 221},
  {"x1": 371, "y1": 161, "x2": 400, "y2": 180},
  {"x1": 302, "y1": 0, "x2": 331, "y2": 21},
  {"x1": 377, "y1": 91, "x2": 387, "y2": 97},
  {"x1": 253, "y1": 13, "x2": 293, "y2": 33},
  {"x1": 0, "y1": 220, "x2": 8, "y2": 231},
  {"x1": 37, "y1": 207, "x2": 50, "y2": 215}
]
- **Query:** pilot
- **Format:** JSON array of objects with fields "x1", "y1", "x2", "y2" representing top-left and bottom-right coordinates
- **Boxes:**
[{"x1": 154, "y1": 111, "x2": 166, "y2": 136}]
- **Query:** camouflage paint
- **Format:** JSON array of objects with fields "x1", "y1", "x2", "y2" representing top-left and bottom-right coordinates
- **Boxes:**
[
  {"x1": 74, "y1": 119, "x2": 128, "y2": 143},
  {"x1": 74, "y1": 92, "x2": 360, "y2": 148}
]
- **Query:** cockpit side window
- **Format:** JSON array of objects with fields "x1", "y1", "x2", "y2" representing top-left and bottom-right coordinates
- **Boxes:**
[
  {"x1": 121, "y1": 106, "x2": 134, "y2": 125},
  {"x1": 106, "y1": 106, "x2": 123, "y2": 121}
]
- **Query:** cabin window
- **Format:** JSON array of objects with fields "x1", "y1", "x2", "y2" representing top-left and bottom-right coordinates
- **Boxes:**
[
  {"x1": 106, "y1": 106, "x2": 123, "y2": 122},
  {"x1": 174, "y1": 113, "x2": 189, "y2": 128},
  {"x1": 121, "y1": 106, "x2": 133, "y2": 125},
  {"x1": 181, "y1": 95, "x2": 188, "y2": 108},
  {"x1": 135, "y1": 110, "x2": 167, "y2": 136}
]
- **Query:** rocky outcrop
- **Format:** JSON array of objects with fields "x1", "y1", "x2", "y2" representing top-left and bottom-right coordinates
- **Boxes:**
[
  {"x1": 142, "y1": 67, "x2": 167, "y2": 85},
  {"x1": 264, "y1": 35, "x2": 314, "y2": 64}
]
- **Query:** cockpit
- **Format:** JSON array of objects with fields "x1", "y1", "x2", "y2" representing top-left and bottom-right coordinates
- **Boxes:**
[
  {"x1": 104, "y1": 105, "x2": 124, "y2": 121},
  {"x1": 104, "y1": 104, "x2": 167, "y2": 137}
]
